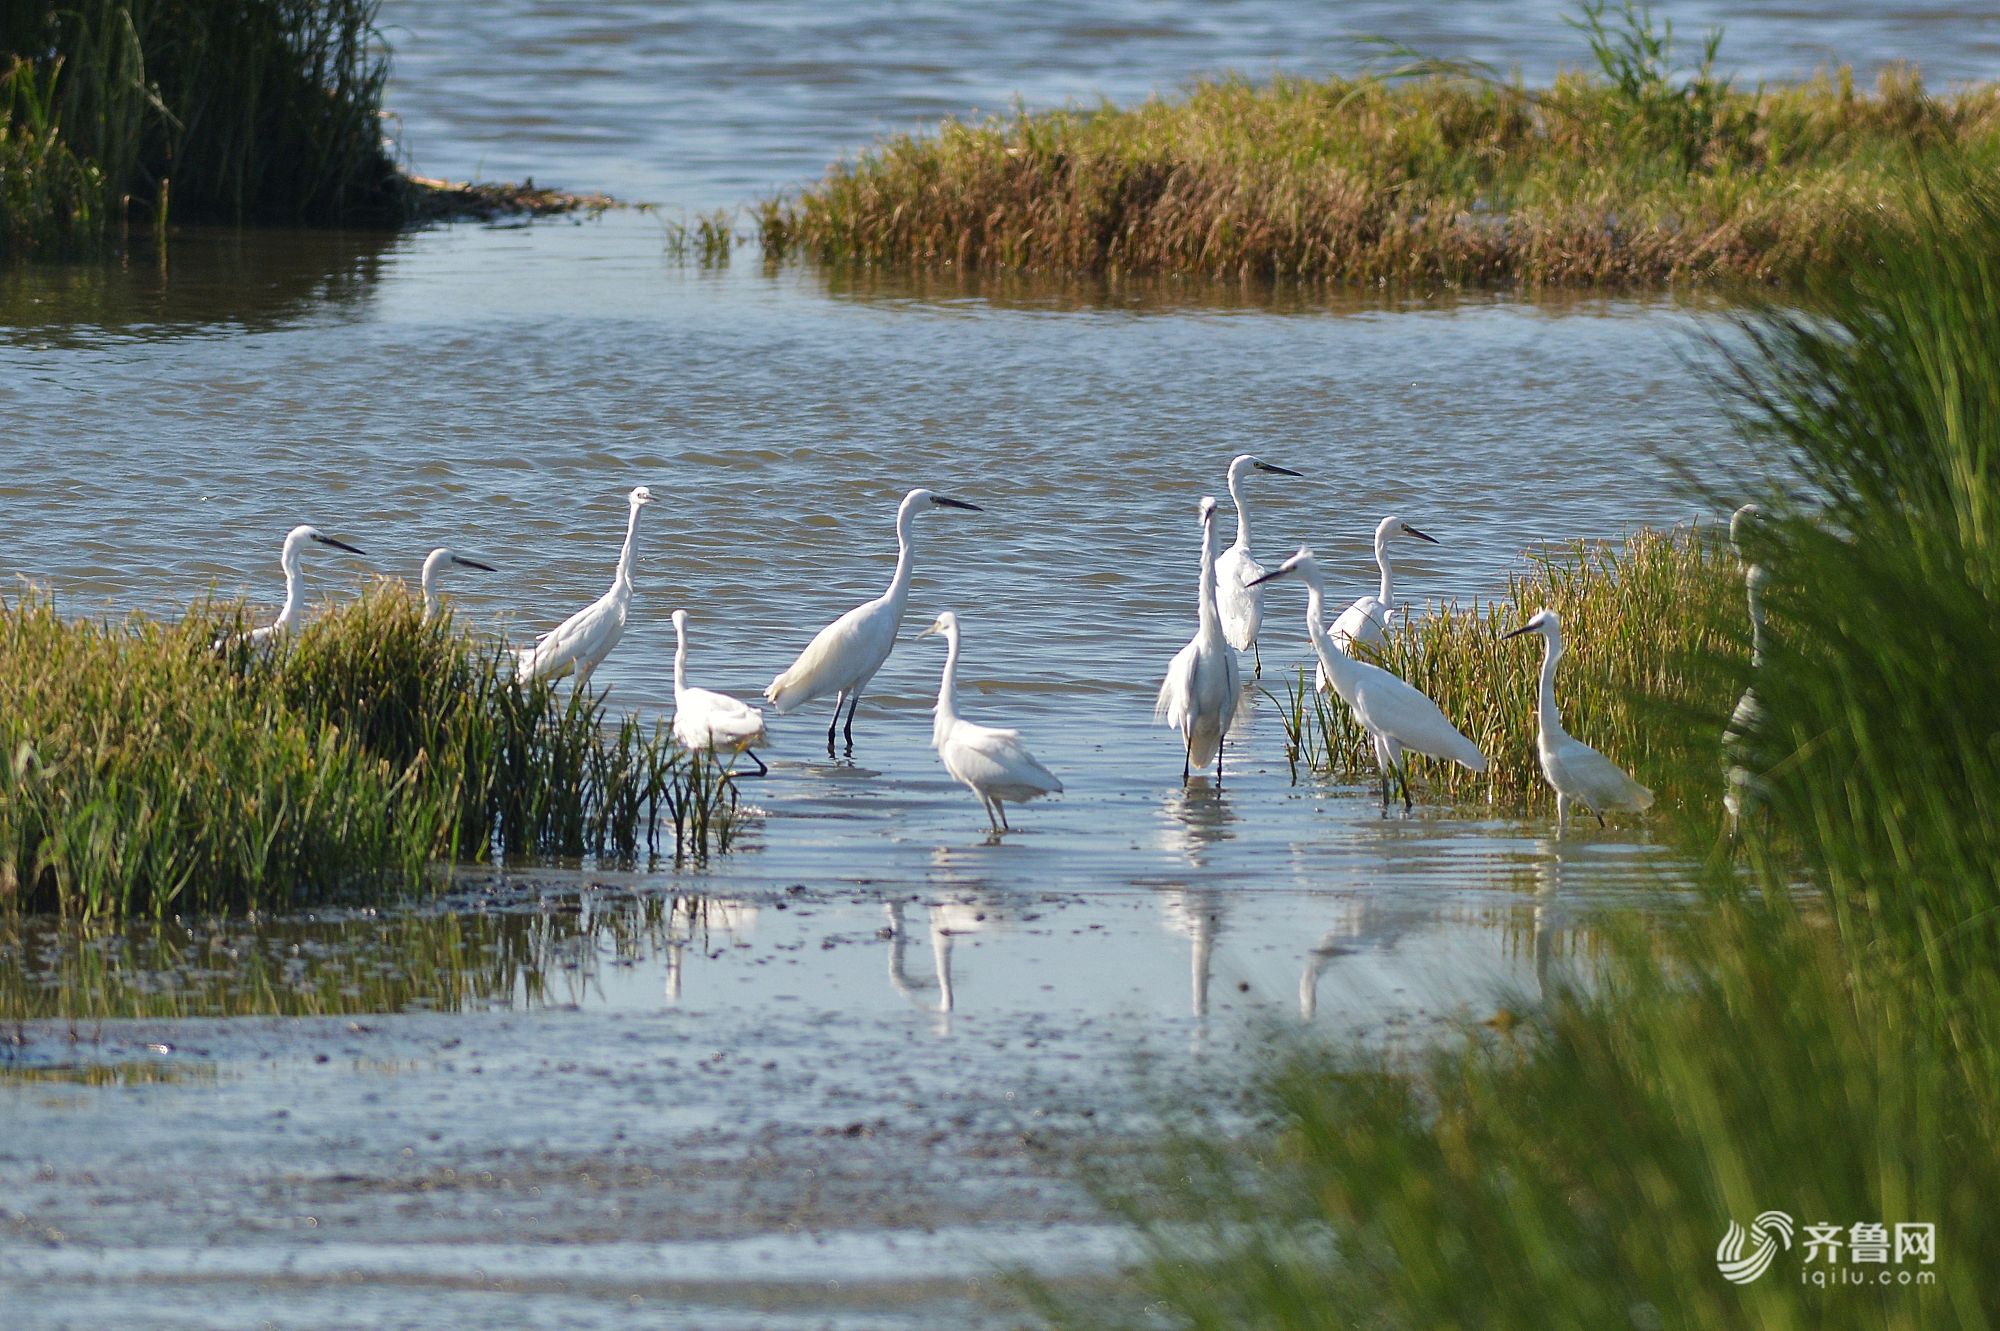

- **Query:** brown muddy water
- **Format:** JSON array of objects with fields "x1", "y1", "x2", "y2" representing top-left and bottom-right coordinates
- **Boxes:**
[{"x1": 5, "y1": 2, "x2": 1990, "y2": 1326}]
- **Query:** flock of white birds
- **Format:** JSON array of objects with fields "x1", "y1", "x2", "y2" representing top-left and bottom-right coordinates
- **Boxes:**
[{"x1": 236, "y1": 458, "x2": 1727, "y2": 836}]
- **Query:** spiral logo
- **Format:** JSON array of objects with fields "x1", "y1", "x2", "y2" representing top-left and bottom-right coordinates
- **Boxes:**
[{"x1": 1716, "y1": 1210, "x2": 1795, "y2": 1284}]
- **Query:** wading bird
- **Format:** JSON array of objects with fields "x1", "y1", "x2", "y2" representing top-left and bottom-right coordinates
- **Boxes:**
[
  {"x1": 1250, "y1": 546, "x2": 1485, "y2": 810},
  {"x1": 1502, "y1": 608, "x2": 1653, "y2": 832},
  {"x1": 420, "y1": 547, "x2": 496, "y2": 619},
  {"x1": 1214, "y1": 454, "x2": 1304, "y2": 674},
  {"x1": 516, "y1": 485, "x2": 656, "y2": 689},
  {"x1": 243, "y1": 524, "x2": 367, "y2": 645},
  {"x1": 1724, "y1": 504, "x2": 1770, "y2": 827},
  {"x1": 765, "y1": 487, "x2": 982, "y2": 754},
  {"x1": 670, "y1": 608, "x2": 769, "y2": 775},
  {"x1": 1156, "y1": 497, "x2": 1242, "y2": 786},
  {"x1": 1323, "y1": 514, "x2": 1439, "y2": 686},
  {"x1": 917, "y1": 611, "x2": 1062, "y2": 831}
]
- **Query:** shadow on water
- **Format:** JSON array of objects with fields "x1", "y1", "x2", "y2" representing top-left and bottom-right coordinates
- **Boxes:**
[{"x1": 0, "y1": 226, "x2": 404, "y2": 349}]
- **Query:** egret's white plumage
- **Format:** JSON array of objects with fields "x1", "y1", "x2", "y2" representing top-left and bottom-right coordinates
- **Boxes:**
[
  {"x1": 420, "y1": 546, "x2": 496, "y2": 619},
  {"x1": 764, "y1": 487, "x2": 982, "y2": 753},
  {"x1": 1156, "y1": 496, "x2": 1243, "y2": 785},
  {"x1": 670, "y1": 608, "x2": 769, "y2": 775},
  {"x1": 1321, "y1": 514, "x2": 1439, "y2": 687},
  {"x1": 243, "y1": 524, "x2": 367, "y2": 645},
  {"x1": 1252, "y1": 546, "x2": 1485, "y2": 809},
  {"x1": 516, "y1": 485, "x2": 656, "y2": 688},
  {"x1": 1503, "y1": 608, "x2": 1654, "y2": 832},
  {"x1": 917, "y1": 611, "x2": 1062, "y2": 831},
  {"x1": 1724, "y1": 504, "x2": 1769, "y2": 825},
  {"x1": 1213, "y1": 453, "x2": 1303, "y2": 673}
]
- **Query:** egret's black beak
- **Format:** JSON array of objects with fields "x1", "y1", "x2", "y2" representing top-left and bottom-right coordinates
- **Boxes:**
[
  {"x1": 1254, "y1": 461, "x2": 1303, "y2": 477},
  {"x1": 1501, "y1": 624, "x2": 1536, "y2": 641},
  {"x1": 314, "y1": 534, "x2": 366, "y2": 556},
  {"x1": 1246, "y1": 567, "x2": 1289, "y2": 589},
  {"x1": 933, "y1": 496, "x2": 983, "y2": 512},
  {"x1": 452, "y1": 556, "x2": 498, "y2": 572},
  {"x1": 1401, "y1": 523, "x2": 1440, "y2": 545}
]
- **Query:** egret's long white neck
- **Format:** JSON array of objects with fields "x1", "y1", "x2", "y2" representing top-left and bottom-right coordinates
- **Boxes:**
[
  {"x1": 932, "y1": 625, "x2": 961, "y2": 743},
  {"x1": 672, "y1": 620, "x2": 689, "y2": 701},
  {"x1": 1746, "y1": 566, "x2": 1767, "y2": 668},
  {"x1": 1299, "y1": 568, "x2": 1356, "y2": 694},
  {"x1": 1226, "y1": 465, "x2": 1252, "y2": 553},
  {"x1": 885, "y1": 496, "x2": 921, "y2": 615},
  {"x1": 1536, "y1": 632, "x2": 1566, "y2": 741},
  {"x1": 1196, "y1": 518, "x2": 1223, "y2": 640},
  {"x1": 614, "y1": 500, "x2": 645, "y2": 593},
  {"x1": 421, "y1": 551, "x2": 445, "y2": 618},
  {"x1": 275, "y1": 542, "x2": 305, "y2": 631},
  {"x1": 1374, "y1": 526, "x2": 1396, "y2": 607}
]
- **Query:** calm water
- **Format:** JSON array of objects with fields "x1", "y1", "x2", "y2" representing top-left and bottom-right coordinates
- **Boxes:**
[{"x1": 0, "y1": 2, "x2": 1971, "y2": 1324}]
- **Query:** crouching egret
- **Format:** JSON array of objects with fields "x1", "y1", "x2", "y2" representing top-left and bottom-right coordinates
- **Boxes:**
[
  {"x1": 670, "y1": 609, "x2": 769, "y2": 775},
  {"x1": 420, "y1": 547, "x2": 496, "y2": 619},
  {"x1": 1214, "y1": 453, "x2": 1304, "y2": 674},
  {"x1": 917, "y1": 611, "x2": 1062, "y2": 830},
  {"x1": 1321, "y1": 514, "x2": 1438, "y2": 687},
  {"x1": 1157, "y1": 496, "x2": 1242, "y2": 786},
  {"x1": 765, "y1": 487, "x2": 982, "y2": 754},
  {"x1": 243, "y1": 524, "x2": 367, "y2": 645},
  {"x1": 516, "y1": 485, "x2": 656, "y2": 688},
  {"x1": 1250, "y1": 546, "x2": 1485, "y2": 810},
  {"x1": 1502, "y1": 609, "x2": 1653, "y2": 832}
]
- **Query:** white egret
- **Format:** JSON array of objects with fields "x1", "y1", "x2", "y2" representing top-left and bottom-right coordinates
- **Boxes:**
[
  {"x1": 1250, "y1": 546, "x2": 1486, "y2": 810},
  {"x1": 670, "y1": 608, "x2": 769, "y2": 776},
  {"x1": 916, "y1": 611, "x2": 1062, "y2": 831},
  {"x1": 1724, "y1": 504, "x2": 1770, "y2": 826},
  {"x1": 419, "y1": 547, "x2": 496, "y2": 619},
  {"x1": 1213, "y1": 453, "x2": 1304, "y2": 674},
  {"x1": 1322, "y1": 514, "x2": 1439, "y2": 687},
  {"x1": 765, "y1": 487, "x2": 982, "y2": 754},
  {"x1": 243, "y1": 524, "x2": 367, "y2": 645},
  {"x1": 515, "y1": 485, "x2": 656, "y2": 688},
  {"x1": 1156, "y1": 496, "x2": 1242, "y2": 785},
  {"x1": 1502, "y1": 608, "x2": 1654, "y2": 832}
]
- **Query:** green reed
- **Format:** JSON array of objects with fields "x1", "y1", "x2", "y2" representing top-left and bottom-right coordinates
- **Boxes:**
[
  {"x1": 1037, "y1": 164, "x2": 2000, "y2": 1331},
  {"x1": 0, "y1": 582, "x2": 735, "y2": 918},
  {"x1": 1, "y1": 0, "x2": 399, "y2": 252},
  {"x1": 763, "y1": 3, "x2": 2000, "y2": 288},
  {"x1": 1271, "y1": 525, "x2": 1741, "y2": 813}
]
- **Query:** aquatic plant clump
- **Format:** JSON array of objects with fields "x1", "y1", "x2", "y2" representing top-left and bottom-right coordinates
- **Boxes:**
[
  {"x1": 761, "y1": 6, "x2": 2000, "y2": 288},
  {"x1": 1273, "y1": 525, "x2": 1741, "y2": 813},
  {"x1": 0, "y1": 584, "x2": 734, "y2": 917}
]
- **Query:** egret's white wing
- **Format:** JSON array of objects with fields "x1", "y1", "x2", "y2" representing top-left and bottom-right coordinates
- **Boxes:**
[
  {"x1": 942, "y1": 720, "x2": 1062, "y2": 800},
  {"x1": 1156, "y1": 639, "x2": 1200, "y2": 729},
  {"x1": 675, "y1": 686, "x2": 767, "y2": 750},
  {"x1": 766, "y1": 598, "x2": 893, "y2": 712},
  {"x1": 1549, "y1": 737, "x2": 1652, "y2": 812},
  {"x1": 1214, "y1": 545, "x2": 1263, "y2": 650},
  {"x1": 1347, "y1": 659, "x2": 1486, "y2": 772},
  {"x1": 519, "y1": 588, "x2": 620, "y2": 682},
  {"x1": 1331, "y1": 596, "x2": 1391, "y2": 652}
]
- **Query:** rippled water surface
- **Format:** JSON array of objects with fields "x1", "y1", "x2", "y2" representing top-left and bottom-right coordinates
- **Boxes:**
[{"x1": 3, "y1": 1, "x2": 1968, "y2": 1323}]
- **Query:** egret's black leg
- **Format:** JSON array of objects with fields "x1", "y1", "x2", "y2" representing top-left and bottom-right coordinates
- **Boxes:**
[
  {"x1": 1252, "y1": 641, "x2": 1262, "y2": 677},
  {"x1": 1215, "y1": 745, "x2": 1225, "y2": 791},
  {"x1": 826, "y1": 695, "x2": 842, "y2": 755},
  {"x1": 1182, "y1": 735, "x2": 1192, "y2": 784},
  {"x1": 1396, "y1": 763, "x2": 1414, "y2": 813},
  {"x1": 842, "y1": 692, "x2": 860, "y2": 750},
  {"x1": 1594, "y1": 808, "x2": 1607, "y2": 829},
  {"x1": 741, "y1": 749, "x2": 769, "y2": 778}
]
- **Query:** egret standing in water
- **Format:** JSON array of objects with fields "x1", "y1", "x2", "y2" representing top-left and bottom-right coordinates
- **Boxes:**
[
  {"x1": 916, "y1": 612, "x2": 1062, "y2": 831},
  {"x1": 1502, "y1": 608, "x2": 1653, "y2": 833},
  {"x1": 1724, "y1": 504, "x2": 1770, "y2": 828},
  {"x1": 670, "y1": 609, "x2": 769, "y2": 775},
  {"x1": 420, "y1": 547, "x2": 496, "y2": 619},
  {"x1": 1251, "y1": 547, "x2": 1485, "y2": 810},
  {"x1": 765, "y1": 487, "x2": 982, "y2": 754},
  {"x1": 1157, "y1": 496, "x2": 1242, "y2": 786},
  {"x1": 1330, "y1": 514, "x2": 1440, "y2": 657},
  {"x1": 1214, "y1": 454, "x2": 1304, "y2": 675},
  {"x1": 243, "y1": 524, "x2": 367, "y2": 645},
  {"x1": 516, "y1": 485, "x2": 656, "y2": 689}
]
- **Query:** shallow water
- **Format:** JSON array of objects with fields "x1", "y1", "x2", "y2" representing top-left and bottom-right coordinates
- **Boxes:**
[{"x1": 4, "y1": 0, "x2": 1970, "y2": 1323}]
